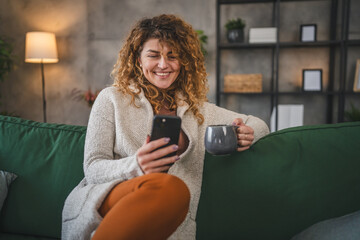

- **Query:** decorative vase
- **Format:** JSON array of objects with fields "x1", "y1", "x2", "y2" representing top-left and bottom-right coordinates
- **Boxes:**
[{"x1": 227, "y1": 29, "x2": 244, "y2": 43}]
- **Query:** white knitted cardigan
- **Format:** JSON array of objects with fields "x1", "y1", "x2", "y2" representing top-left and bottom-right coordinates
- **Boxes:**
[{"x1": 61, "y1": 86, "x2": 269, "y2": 240}]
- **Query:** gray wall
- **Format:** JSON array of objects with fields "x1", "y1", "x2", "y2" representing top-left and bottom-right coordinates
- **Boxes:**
[
  {"x1": 0, "y1": 0, "x2": 216, "y2": 125},
  {"x1": 0, "y1": 0, "x2": 359, "y2": 126}
]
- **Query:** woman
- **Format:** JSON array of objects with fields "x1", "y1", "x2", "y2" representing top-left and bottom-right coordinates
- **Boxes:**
[{"x1": 62, "y1": 14, "x2": 269, "y2": 240}]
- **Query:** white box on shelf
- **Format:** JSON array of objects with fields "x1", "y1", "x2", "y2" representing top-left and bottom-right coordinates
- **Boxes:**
[
  {"x1": 270, "y1": 104, "x2": 304, "y2": 132},
  {"x1": 249, "y1": 27, "x2": 277, "y2": 43}
]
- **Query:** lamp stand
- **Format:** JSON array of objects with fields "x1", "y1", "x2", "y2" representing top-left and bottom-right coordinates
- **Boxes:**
[{"x1": 40, "y1": 62, "x2": 47, "y2": 123}]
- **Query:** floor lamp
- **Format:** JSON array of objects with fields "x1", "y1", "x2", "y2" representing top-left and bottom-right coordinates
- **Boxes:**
[{"x1": 25, "y1": 32, "x2": 58, "y2": 123}]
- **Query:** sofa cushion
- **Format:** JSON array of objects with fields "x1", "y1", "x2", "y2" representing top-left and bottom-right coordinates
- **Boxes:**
[
  {"x1": 0, "y1": 170, "x2": 17, "y2": 211},
  {"x1": 0, "y1": 116, "x2": 86, "y2": 238},
  {"x1": 197, "y1": 122, "x2": 360, "y2": 240}
]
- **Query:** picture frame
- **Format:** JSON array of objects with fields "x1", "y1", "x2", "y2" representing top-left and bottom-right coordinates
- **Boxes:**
[
  {"x1": 300, "y1": 24, "x2": 317, "y2": 42},
  {"x1": 354, "y1": 59, "x2": 360, "y2": 92},
  {"x1": 302, "y1": 69, "x2": 323, "y2": 92},
  {"x1": 270, "y1": 104, "x2": 304, "y2": 132}
]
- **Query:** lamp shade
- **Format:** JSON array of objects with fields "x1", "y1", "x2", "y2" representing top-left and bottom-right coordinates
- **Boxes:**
[{"x1": 25, "y1": 32, "x2": 58, "y2": 63}]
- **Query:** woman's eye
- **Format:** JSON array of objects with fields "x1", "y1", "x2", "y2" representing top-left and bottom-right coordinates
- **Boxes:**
[
  {"x1": 148, "y1": 55, "x2": 158, "y2": 58},
  {"x1": 168, "y1": 55, "x2": 177, "y2": 60}
]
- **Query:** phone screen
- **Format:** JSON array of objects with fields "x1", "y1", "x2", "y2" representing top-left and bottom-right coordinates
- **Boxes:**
[{"x1": 150, "y1": 115, "x2": 182, "y2": 157}]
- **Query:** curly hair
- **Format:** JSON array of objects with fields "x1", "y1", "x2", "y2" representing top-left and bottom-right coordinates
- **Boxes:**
[{"x1": 111, "y1": 14, "x2": 208, "y2": 124}]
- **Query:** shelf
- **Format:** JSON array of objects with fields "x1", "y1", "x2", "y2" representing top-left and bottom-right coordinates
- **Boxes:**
[
  {"x1": 220, "y1": 91, "x2": 340, "y2": 96},
  {"x1": 219, "y1": 0, "x2": 274, "y2": 4},
  {"x1": 219, "y1": 42, "x2": 275, "y2": 49},
  {"x1": 344, "y1": 91, "x2": 360, "y2": 95},
  {"x1": 221, "y1": 92, "x2": 273, "y2": 95},
  {"x1": 347, "y1": 40, "x2": 360, "y2": 46},
  {"x1": 219, "y1": 0, "x2": 328, "y2": 4},
  {"x1": 277, "y1": 91, "x2": 338, "y2": 96},
  {"x1": 219, "y1": 41, "x2": 341, "y2": 49},
  {"x1": 280, "y1": 41, "x2": 340, "y2": 48}
]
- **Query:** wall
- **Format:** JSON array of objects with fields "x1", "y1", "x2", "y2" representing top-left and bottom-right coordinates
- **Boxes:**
[{"x1": 0, "y1": 0, "x2": 359, "y2": 126}]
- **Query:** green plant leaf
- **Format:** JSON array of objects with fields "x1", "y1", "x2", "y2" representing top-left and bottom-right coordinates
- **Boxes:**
[
  {"x1": 225, "y1": 18, "x2": 246, "y2": 30},
  {"x1": 196, "y1": 29, "x2": 208, "y2": 56},
  {"x1": 345, "y1": 103, "x2": 360, "y2": 122},
  {"x1": 0, "y1": 36, "x2": 14, "y2": 83}
]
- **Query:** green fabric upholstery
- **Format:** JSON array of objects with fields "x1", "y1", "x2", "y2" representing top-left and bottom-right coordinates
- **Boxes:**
[
  {"x1": 0, "y1": 116, "x2": 85, "y2": 238},
  {"x1": 196, "y1": 122, "x2": 360, "y2": 240},
  {"x1": 1, "y1": 115, "x2": 359, "y2": 239},
  {"x1": 0, "y1": 233, "x2": 57, "y2": 240}
]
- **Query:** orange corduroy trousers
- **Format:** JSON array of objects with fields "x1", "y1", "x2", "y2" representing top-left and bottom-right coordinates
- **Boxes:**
[{"x1": 92, "y1": 173, "x2": 190, "y2": 240}]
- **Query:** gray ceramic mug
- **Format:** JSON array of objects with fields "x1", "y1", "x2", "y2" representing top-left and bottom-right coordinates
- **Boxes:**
[{"x1": 204, "y1": 125, "x2": 239, "y2": 155}]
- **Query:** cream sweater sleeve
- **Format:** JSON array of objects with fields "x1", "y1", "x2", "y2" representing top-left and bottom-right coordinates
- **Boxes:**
[{"x1": 83, "y1": 89, "x2": 143, "y2": 184}]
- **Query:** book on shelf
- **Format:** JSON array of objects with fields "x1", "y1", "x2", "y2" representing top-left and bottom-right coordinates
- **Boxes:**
[{"x1": 249, "y1": 27, "x2": 277, "y2": 43}]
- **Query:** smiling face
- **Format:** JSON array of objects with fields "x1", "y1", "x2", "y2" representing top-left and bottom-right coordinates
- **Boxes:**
[{"x1": 139, "y1": 38, "x2": 181, "y2": 89}]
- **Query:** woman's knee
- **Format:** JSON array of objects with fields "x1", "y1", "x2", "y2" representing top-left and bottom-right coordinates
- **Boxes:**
[
  {"x1": 146, "y1": 173, "x2": 190, "y2": 210},
  {"x1": 152, "y1": 173, "x2": 189, "y2": 194},
  {"x1": 163, "y1": 174, "x2": 190, "y2": 200}
]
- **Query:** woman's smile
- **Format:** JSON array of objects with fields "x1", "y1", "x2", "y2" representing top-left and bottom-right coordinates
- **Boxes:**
[{"x1": 155, "y1": 72, "x2": 171, "y2": 77}]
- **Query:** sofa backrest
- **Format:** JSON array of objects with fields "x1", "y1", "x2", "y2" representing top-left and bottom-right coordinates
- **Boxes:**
[
  {"x1": 0, "y1": 116, "x2": 85, "y2": 238},
  {"x1": 197, "y1": 122, "x2": 360, "y2": 240}
]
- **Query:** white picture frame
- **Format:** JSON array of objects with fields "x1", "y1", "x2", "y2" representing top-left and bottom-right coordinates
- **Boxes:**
[
  {"x1": 354, "y1": 59, "x2": 360, "y2": 92},
  {"x1": 300, "y1": 24, "x2": 317, "y2": 42},
  {"x1": 302, "y1": 69, "x2": 323, "y2": 92}
]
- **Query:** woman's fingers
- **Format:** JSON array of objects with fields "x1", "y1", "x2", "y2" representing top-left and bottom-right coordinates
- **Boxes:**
[
  {"x1": 237, "y1": 125, "x2": 254, "y2": 143},
  {"x1": 141, "y1": 155, "x2": 179, "y2": 174},
  {"x1": 237, "y1": 133, "x2": 255, "y2": 141},
  {"x1": 233, "y1": 123, "x2": 254, "y2": 151},
  {"x1": 137, "y1": 137, "x2": 171, "y2": 156},
  {"x1": 139, "y1": 143, "x2": 178, "y2": 163},
  {"x1": 232, "y1": 118, "x2": 244, "y2": 126},
  {"x1": 237, "y1": 139, "x2": 252, "y2": 147},
  {"x1": 237, "y1": 125, "x2": 254, "y2": 134},
  {"x1": 237, "y1": 146, "x2": 250, "y2": 152},
  {"x1": 136, "y1": 137, "x2": 180, "y2": 174}
]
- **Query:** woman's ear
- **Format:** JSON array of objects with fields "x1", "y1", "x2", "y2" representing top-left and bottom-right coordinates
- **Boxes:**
[{"x1": 138, "y1": 57, "x2": 142, "y2": 67}]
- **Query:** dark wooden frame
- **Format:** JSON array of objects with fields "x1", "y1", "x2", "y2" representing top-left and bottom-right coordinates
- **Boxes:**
[{"x1": 300, "y1": 24, "x2": 317, "y2": 42}]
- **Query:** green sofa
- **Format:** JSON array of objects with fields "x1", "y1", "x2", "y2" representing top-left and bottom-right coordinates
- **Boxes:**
[{"x1": 1, "y1": 115, "x2": 360, "y2": 240}]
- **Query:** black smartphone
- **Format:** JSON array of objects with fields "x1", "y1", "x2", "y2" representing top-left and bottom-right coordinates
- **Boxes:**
[{"x1": 150, "y1": 115, "x2": 182, "y2": 157}]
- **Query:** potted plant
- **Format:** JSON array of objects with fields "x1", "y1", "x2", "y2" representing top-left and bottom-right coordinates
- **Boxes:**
[
  {"x1": 0, "y1": 37, "x2": 16, "y2": 116},
  {"x1": 71, "y1": 88, "x2": 101, "y2": 107},
  {"x1": 0, "y1": 37, "x2": 14, "y2": 83},
  {"x1": 225, "y1": 18, "x2": 246, "y2": 43},
  {"x1": 196, "y1": 30, "x2": 208, "y2": 56}
]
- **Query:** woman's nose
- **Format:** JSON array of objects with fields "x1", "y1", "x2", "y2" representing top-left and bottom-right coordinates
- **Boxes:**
[{"x1": 158, "y1": 56, "x2": 168, "y2": 69}]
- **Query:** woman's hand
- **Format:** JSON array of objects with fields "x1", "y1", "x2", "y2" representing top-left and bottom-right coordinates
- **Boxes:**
[
  {"x1": 136, "y1": 135, "x2": 179, "y2": 174},
  {"x1": 232, "y1": 118, "x2": 254, "y2": 152}
]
